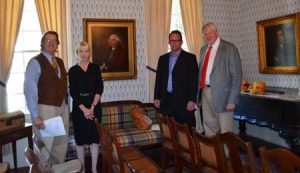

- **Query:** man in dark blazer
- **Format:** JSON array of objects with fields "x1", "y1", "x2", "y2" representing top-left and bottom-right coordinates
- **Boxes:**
[
  {"x1": 154, "y1": 30, "x2": 198, "y2": 128},
  {"x1": 197, "y1": 22, "x2": 242, "y2": 136}
]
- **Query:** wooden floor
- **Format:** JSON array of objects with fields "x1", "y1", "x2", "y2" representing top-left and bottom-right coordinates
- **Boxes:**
[{"x1": 240, "y1": 133, "x2": 285, "y2": 155}]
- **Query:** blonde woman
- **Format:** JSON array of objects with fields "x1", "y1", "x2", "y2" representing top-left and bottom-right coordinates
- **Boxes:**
[{"x1": 69, "y1": 41, "x2": 103, "y2": 173}]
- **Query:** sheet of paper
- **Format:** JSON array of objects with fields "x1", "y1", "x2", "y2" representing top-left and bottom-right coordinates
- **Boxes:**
[{"x1": 40, "y1": 116, "x2": 66, "y2": 137}]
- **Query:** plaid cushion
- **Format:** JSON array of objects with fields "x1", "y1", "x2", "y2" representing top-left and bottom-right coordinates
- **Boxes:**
[
  {"x1": 101, "y1": 104, "x2": 138, "y2": 129},
  {"x1": 109, "y1": 128, "x2": 161, "y2": 147}
]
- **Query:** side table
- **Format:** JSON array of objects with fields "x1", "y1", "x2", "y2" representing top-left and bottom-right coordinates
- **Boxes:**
[{"x1": 0, "y1": 123, "x2": 33, "y2": 172}]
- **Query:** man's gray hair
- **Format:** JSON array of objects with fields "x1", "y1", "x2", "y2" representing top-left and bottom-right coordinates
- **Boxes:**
[
  {"x1": 202, "y1": 22, "x2": 218, "y2": 33},
  {"x1": 108, "y1": 34, "x2": 120, "y2": 42}
]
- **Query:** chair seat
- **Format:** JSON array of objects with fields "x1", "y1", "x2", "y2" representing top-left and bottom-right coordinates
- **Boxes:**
[
  {"x1": 52, "y1": 159, "x2": 81, "y2": 173},
  {"x1": 0, "y1": 163, "x2": 9, "y2": 173}
]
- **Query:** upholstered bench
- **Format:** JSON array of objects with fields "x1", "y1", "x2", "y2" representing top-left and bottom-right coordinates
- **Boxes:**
[
  {"x1": 66, "y1": 100, "x2": 161, "y2": 160},
  {"x1": 101, "y1": 101, "x2": 161, "y2": 148}
]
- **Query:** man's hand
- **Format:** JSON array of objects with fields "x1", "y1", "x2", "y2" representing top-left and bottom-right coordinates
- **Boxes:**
[
  {"x1": 186, "y1": 101, "x2": 196, "y2": 111},
  {"x1": 154, "y1": 99, "x2": 160, "y2": 108},
  {"x1": 34, "y1": 116, "x2": 45, "y2": 129},
  {"x1": 226, "y1": 103, "x2": 236, "y2": 112}
]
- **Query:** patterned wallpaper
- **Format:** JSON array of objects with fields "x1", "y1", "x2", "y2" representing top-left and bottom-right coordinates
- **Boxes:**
[
  {"x1": 70, "y1": 0, "x2": 149, "y2": 103},
  {"x1": 202, "y1": 0, "x2": 300, "y2": 90},
  {"x1": 70, "y1": 0, "x2": 300, "y2": 103}
]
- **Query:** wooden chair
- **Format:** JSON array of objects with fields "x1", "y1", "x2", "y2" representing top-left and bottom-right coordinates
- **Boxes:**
[
  {"x1": 192, "y1": 129, "x2": 228, "y2": 173},
  {"x1": 31, "y1": 134, "x2": 82, "y2": 173},
  {"x1": 95, "y1": 118, "x2": 120, "y2": 173},
  {"x1": 29, "y1": 164, "x2": 43, "y2": 173},
  {"x1": 171, "y1": 117, "x2": 197, "y2": 173},
  {"x1": 259, "y1": 146, "x2": 300, "y2": 173},
  {"x1": 156, "y1": 112, "x2": 180, "y2": 173},
  {"x1": 32, "y1": 133, "x2": 58, "y2": 165},
  {"x1": 24, "y1": 147, "x2": 52, "y2": 173},
  {"x1": 219, "y1": 132, "x2": 258, "y2": 173}
]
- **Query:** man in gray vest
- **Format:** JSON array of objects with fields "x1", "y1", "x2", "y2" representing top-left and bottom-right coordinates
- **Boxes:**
[{"x1": 24, "y1": 31, "x2": 69, "y2": 163}]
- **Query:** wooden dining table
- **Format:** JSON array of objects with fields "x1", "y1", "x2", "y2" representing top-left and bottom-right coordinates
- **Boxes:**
[{"x1": 118, "y1": 145, "x2": 162, "y2": 173}]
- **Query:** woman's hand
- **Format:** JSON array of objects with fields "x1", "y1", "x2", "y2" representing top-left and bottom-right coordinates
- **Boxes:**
[{"x1": 80, "y1": 105, "x2": 95, "y2": 120}]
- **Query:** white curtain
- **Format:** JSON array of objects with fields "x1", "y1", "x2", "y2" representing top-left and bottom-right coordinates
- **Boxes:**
[
  {"x1": 35, "y1": 0, "x2": 69, "y2": 67},
  {"x1": 0, "y1": 0, "x2": 24, "y2": 113},
  {"x1": 179, "y1": 0, "x2": 203, "y2": 58},
  {"x1": 0, "y1": 0, "x2": 24, "y2": 155},
  {"x1": 144, "y1": 0, "x2": 172, "y2": 102}
]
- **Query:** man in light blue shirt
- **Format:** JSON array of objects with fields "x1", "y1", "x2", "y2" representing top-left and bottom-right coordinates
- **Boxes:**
[
  {"x1": 154, "y1": 30, "x2": 198, "y2": 128},
  {"x1": 24, "y1": 31, "x2": 69, "y2": 163}
]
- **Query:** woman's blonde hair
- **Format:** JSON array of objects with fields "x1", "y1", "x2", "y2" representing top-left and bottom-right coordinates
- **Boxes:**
[{"x1": 75, "y1": 41, "x2": 90, "y2": 59}]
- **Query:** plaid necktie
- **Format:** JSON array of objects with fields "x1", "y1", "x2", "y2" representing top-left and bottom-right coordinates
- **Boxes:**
[{"x1": 51, "y1": 57, "x2": 59, "y2": 75}]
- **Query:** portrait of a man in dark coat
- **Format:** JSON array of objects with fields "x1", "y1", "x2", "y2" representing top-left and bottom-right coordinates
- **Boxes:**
[
  {"x1": 265, "y1": 24, "x2": 296, "y2": 67},
  {"x1": 100, "y1": 34, "x2": 129, "y2": 72}
]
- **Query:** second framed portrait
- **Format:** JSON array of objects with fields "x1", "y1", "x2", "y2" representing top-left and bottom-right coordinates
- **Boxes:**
[
  {"x1": 83, "y1": 18, "x2": 136, "y2": 80},
  {"x1": 257, "y1": 12, "x2": 300, "y2": 74}
]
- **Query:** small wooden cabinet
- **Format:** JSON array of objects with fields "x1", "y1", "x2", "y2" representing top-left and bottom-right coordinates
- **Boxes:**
[{"x1": 0, "y1": 123, "x2": 33, "y2": 172}]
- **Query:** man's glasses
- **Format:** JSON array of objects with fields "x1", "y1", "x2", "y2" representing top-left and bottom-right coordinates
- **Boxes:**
[
  {"x1": 169, "y1": 40, "x2": 182, "y2": 43},
  {"x1": 45, "y1": 39, "x2": 58, "y2": 44}
]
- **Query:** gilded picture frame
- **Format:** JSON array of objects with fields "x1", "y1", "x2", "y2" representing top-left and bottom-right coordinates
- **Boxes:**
[
  {"x1": 83, "y1": 18, "x2": 136, "y2": 80},
  {"x1": 257, "y1": 12, "x2": 300, "y2": 74}
]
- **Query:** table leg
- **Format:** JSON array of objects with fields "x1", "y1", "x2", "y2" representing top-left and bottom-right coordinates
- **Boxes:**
[
  {"x1": 12, "y1": 141, "x2": 17, "y2": 172},
  {"x1": 239, "y1": 119, "x2": 247, "y2": 135},
  {"x1": 0, "y1": 144, "x2": 2, "y2": 163},
  {"x1": 28, "y1": 136, "x2": 33, "y2": 149}
]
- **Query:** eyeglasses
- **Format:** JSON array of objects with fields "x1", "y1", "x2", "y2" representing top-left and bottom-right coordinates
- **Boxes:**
[
  {"x1": 169, "y1": 40, "x2": 182, "y2": 43},
  {"x1": 45, "y1": 39, "x2": 58, "y2": 44}
]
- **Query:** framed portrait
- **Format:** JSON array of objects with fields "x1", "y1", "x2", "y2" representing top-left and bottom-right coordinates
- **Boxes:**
[
  {"x1": 256, "y1": 12, "x2": 300, "y2": 74},
  {"x1": 83, "y1": 18, "x2": 136, "y2": 80}
]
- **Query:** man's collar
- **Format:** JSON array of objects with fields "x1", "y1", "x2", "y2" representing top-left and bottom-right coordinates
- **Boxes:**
[
  {"x1": 209, "y1": 37, "x2": 220, "y2": 48},
  {"x1": 42, "y1": 51, "x2": 53, "y2": 61},
  {"x1": 170, "y1": 49, "x2": 182, "y2": 57}
]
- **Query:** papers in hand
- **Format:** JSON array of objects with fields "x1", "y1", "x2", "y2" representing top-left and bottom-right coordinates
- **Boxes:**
[{"x1": 40, "y1": 116, "x2": 66, "y2": 137}]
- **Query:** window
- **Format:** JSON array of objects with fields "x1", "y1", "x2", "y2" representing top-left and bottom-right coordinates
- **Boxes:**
[
  {"x1": 170, "y1": 0, "x2": 188, "y2": 51},
  {"x1": 6, "y1": 0, "x2": 41, "y2": 114}
]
